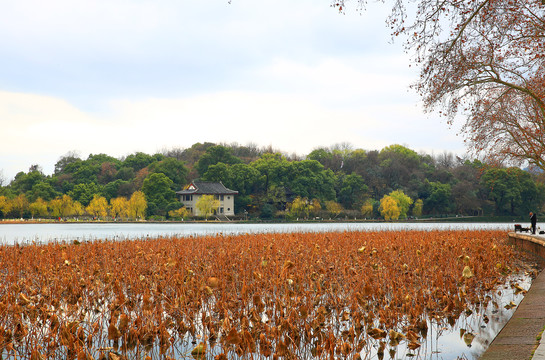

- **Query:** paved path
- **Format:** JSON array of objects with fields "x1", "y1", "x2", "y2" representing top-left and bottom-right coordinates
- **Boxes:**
[{"x1": 480, "y1": 232, "x2": 545, "y2": 360}]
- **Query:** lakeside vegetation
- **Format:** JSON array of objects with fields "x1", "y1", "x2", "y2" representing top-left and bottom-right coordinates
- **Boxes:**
[
  {"x1": 0, "y1": 230, "x2": 537, "y2": 359},
  {"x1": 1, "y1": 142, "x2": 544, "y2": 221}
]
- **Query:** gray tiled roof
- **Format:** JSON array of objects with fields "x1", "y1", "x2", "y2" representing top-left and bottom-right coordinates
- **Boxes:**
[{"x1": 176, "y1": 181, "x2": 238, "y2": 195}]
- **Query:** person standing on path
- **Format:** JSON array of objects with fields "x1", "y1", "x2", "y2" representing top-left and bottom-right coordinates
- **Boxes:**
[{"x1": 530, "y1": 212, "x2": 537, "y2": 234}]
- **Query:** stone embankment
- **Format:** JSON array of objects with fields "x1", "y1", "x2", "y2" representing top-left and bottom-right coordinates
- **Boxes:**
[{"x1": 480, "y1": 232, "x2": 545, "y2": 360}]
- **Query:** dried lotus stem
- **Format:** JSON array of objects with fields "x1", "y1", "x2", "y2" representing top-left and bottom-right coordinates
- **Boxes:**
[{"x1": 0, "y1": 230, "x2": 536, "y2": 359}]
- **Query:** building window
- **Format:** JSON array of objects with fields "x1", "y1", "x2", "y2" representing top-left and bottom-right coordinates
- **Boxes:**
[
  {"x1": 220, "y1": 195, "x2": 224, "y2": 201},
  {"x1": 220, "y1": 207, "x2": 224, "y2": 213}
]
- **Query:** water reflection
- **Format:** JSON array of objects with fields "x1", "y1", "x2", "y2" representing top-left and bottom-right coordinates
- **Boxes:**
[{"x1": 386, "y1": 273, "x2": 531, "y2": 360}]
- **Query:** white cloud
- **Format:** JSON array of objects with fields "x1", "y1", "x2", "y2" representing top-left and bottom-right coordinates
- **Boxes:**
[
  {"x1": 0, "y1": 1, "x2": 467, "y2": 182},
  {"x1": 253, "y1": 55, "x2": 417, "y2": 107},
  {"x1": 0, "y1": 85, "x2": 463, "y2": 182}
]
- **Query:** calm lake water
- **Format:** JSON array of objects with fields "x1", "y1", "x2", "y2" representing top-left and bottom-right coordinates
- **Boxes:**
[
  {"x1": 0, "y1": 221, "x2": 516, "y2": 244},
  {"x1": 0, "y1": 221, "x2": 527, "y2": 359}
]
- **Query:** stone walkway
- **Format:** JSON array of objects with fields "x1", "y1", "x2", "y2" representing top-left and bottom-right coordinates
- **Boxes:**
[{"x1": 480, "y1": 232, "x2": 545, "y2": 360}]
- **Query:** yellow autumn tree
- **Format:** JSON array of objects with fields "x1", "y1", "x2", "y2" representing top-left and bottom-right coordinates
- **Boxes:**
[
  {"x1": 389, "y1": 190, "x2": 413, "y2": 219},
  {"x1": 412, "y1": 199, "x2": 424, "y2": 218},
  {"x1": 196, "y1": 195, "x2": 220, "y2": 219},
  {"x1": 11, "y1": 194, "x2": 29, "y2": 218},
  {"x1": 361, "y1": 199, "x2": 374, "y2": 218},
  {"x1": 110, "y1": 197, "x2": 129, "y2": 220},
  {"x1": 325, "y1": 200, "x2": 342, "y2": 218},
  {"x1": 168, "y1": 206, "x2": 190, "y2": 220},
  {"x1": 29, "y1": 198, "x2": 49, "y2": 219},
  {"x1": 74, "y1": 201, "x2": 85, "y2": 219},
  {"x1": 86, "y1": 195, "x2": 109, "y2": 220},
  {"x1": 49, "y1": 195, "x2": 76, "y2": 219},
  {"x1": 0, "y1": 196, "x2": 13, "y2": 218},
  {"x1": 309, "y1": 198, "x2": 322, "y2": 218},
  {"x1": 288, "y1": 196, "x2": 309, "y2": 219},
  {"x1": 379, "y1": 195, "x2": 401, "y2": 221},
  {"x1": 129, "y1": 191, "x2": 147, "y2": 220}
]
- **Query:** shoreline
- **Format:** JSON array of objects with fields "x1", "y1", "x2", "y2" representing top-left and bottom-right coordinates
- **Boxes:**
[{"x1": 0, "y1": 216, "x2": 530, "y2": 225}]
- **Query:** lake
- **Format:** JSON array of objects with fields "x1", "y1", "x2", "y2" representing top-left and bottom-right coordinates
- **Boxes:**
[
  {"x1": 0, "y1": 221, "x2": 516, "y2": 244},
  {"x1": 0, "y1": 221, "x2": 527, "y2": 359}
]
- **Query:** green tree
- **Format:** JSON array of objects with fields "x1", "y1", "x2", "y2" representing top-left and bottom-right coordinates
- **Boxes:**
[
  {"x1": 481, "y1": 167, "x2": 543, "y2": 216},
  {"x1": 69, "y1": 182, "x2": 102, "y2": 207},
  {"x1": 66, "y1": 154, "x2": 114, "y2": 185},
  {"x1": 307, "y1": 147, "x2": 338, "y2": 170},
  {"x1": 425, "y1": 181, "x2": 452, "y2": 215},
  {"x1": 336, "y1": 173, "x2": 368, "y2": 210},
  {"x1": 203, "y1": 162, "x2": 261, "y2": 213},
  {"x1": 251, "y1": 153, "x2": 292, "y2": 196},
  {"x1": 116, "y1": 167, "x2": 136, "y2": 181},
  {"x1": 202, "y1": 162, "x2": 231, "y2": 184},
  {"x1": 29, "y1": 181, "x2": 59, "y2": 202},
  {"x1": 174, "y1": 142, "x2": 216, "y2": 169},
  {"x1": 379, "y1": 145, "x2": 422, "y2": 192},
  {"x1": 196, "y1": 145, "x2": 242, "y2": 176},
  {"x1": 517, "y1": 169, "x2": 542, "y2": 216},
  {"x1": 142, "y1": 173, "x2": 178, "y2": 216},
  {"x1": 103, "y1": 179, "x2": 135, "y2": 200},
  {"x1": 123, "y1": 152, "x2": 162, "y2": 172},
  {"x1": 290, "y1": 160, "x2": 336, "y2": 202},
  {"x1": 10, "y1": 167, "x2": 47, "y2": 195},
  {"x1": 196, "y1": 194, "x2": 220, "y2": 219},
  {"x1": 54, "y1": 151, "x2": 81, "y2": 175},
  {"x1": 260, "y1": 203, "x2": 276, "y2": 219},
  {"x1": 481, "y1": 168, "x2": 522, "y2": 215},
  {"x1": 148, "y1": 157, "x2": 189, "y2": 190},
  {"x1": 343, "y1": 149, "x2": 368, "y2": 175}
]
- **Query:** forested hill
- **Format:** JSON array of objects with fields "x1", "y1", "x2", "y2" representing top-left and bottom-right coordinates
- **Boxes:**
[{"x1": 1, "y1": 142, "x2": 543, "y2": 220}]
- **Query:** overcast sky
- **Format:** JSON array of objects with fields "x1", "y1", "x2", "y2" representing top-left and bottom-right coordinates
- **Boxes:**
[{"x1": 0, "y1": 0, "x2": 465, "y2": 182}]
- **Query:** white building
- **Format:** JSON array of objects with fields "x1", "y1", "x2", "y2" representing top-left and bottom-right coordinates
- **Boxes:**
[{"x1": 176, "y1": 181, "x2": 238, "y2": 217}]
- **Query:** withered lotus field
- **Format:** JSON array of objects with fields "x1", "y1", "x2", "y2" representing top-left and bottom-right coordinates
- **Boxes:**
[{"x1": 0, "y1": 230, "x2": 538, "y2": 359}]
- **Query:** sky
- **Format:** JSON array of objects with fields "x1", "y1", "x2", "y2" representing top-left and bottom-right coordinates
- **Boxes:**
[{"x1": 0, "y1": 0, "x2": 466, "y2": 182}]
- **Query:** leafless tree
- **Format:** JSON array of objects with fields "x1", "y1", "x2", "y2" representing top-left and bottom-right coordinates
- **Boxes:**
[{"x1": 335, "y1": 0, "x2": 545, "y2": 169}]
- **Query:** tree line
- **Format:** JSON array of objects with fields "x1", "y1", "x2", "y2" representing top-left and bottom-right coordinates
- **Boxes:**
[{"x1": 1, "y1": 142, "x2": 544, "y2": 220}]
